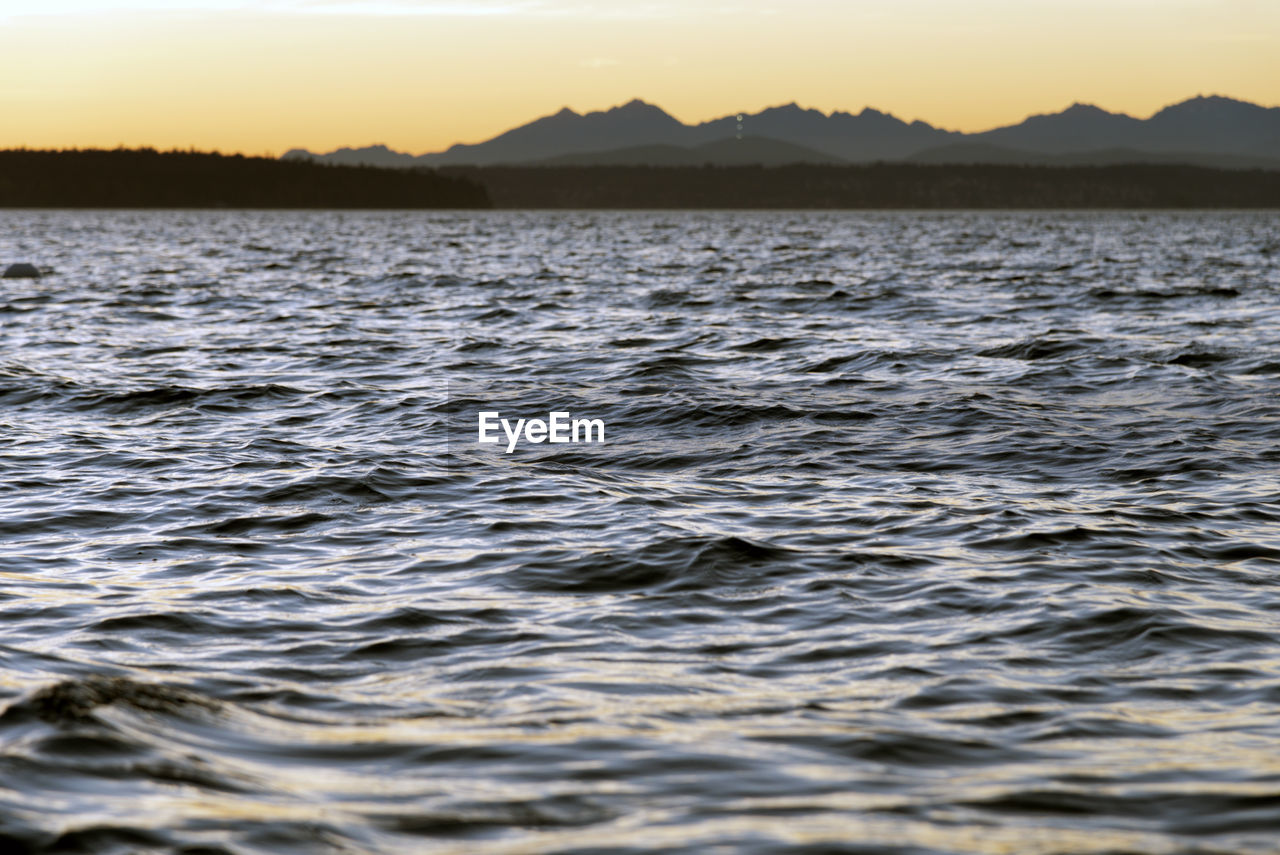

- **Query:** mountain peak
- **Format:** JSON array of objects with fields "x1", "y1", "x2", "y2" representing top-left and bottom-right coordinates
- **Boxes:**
[
  {"x1": 607, "y1": 98, "x2": 671, "y2": 116},
  {"x1": 576, "y1": 99, "x2": 680, "y2": 124},
  {"x1": 854, "y1": 107, "x2": 910, "y2": 128},
  {"x1": 1062, "y1": 102, "x2": 1108, "y2": 115},
  {"x1": 1153, "y1": 94, "x2": 1266, "y2": 117},
  {"x1": 761, "y1": 102, "x2": 814, "y2": 116},
  {"x1": 1184, "y1": 94, "x2": 1252, "y2": 107},
  {"x1": 1011, "y1": 102, "x2": 1130, "y2": 128}
]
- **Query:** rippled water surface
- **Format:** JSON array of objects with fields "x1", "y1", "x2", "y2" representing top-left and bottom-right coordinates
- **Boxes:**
[{"x1": 3, "y1": 210, "x2": 1280, "y2": 854}]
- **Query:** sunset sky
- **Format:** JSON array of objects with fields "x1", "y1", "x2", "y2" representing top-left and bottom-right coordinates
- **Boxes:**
[{"x1": 2, "y1": 0, "x2": 1276, "y2": 156}]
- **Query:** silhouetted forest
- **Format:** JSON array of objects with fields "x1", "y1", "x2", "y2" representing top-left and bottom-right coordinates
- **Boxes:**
[
  {"x1": 4, "y1": 151, "x2": 1278, "y2": 209},
  {"x1": 0, "y1": 148, "x2": 490, "y2": 208},
  {"x1": 448, "y1": 164, "x2": 1280, "y2": 209}
]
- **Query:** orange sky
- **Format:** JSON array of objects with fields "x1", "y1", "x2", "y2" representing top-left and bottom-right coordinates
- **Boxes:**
[{"x1": 2, "y1": 1, "x2": 1276, "y2": 156}]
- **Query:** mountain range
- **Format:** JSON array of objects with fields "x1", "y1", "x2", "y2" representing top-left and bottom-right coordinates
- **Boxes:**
[{"x1": 283, "y1": 95, "x2": 1280, "y2": 169}]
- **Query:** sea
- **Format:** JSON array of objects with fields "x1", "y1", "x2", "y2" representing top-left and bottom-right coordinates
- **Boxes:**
[{"x1": 1, "y1": 209, "x2": 1279, "y2": 854}]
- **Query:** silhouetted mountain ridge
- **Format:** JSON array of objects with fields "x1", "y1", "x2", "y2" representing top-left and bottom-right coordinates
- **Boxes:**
[
  {"x1": 531, "y1": 136, "x2": 845, "y2": 166},
  {"x1": 283, "y1": 95, "x2": 1280, "y2": 168},
  {"x1": 433, "y1": 98, "x2": 689, "y2": 165}
]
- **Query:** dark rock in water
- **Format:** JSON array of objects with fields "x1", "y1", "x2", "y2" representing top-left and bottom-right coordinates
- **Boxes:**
[{"x1": 3, "y1": 262, "x2": 41, "y2": 278}]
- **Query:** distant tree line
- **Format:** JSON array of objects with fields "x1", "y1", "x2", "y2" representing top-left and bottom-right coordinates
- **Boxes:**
[
  {"x1": 447, "y1": 163, "x2": 1280, "y2": 209},
  {"x1": 0, "y1": 148, "x2": 490, "y2": 208},
  {"x1": 4, "y1": 151, "x2": 1278, "y2": 209}
]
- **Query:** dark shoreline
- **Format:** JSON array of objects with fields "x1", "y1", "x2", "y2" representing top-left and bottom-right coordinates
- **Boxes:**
[
  {"x1": 0, "y1": 148, "x2": 490, "y2": 209},
  {"x1": 4, "y1": 149, "x2": 1280, "y2": 209},
  {"x1": 449, "y1": 163, "x2": 1280, "y2": 209}
]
